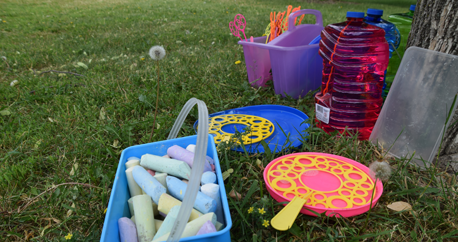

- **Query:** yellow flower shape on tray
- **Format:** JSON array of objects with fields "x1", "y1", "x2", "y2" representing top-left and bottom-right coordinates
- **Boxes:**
[{"x1": 204, "y1": 114, "x2": 275, "y2": 145}]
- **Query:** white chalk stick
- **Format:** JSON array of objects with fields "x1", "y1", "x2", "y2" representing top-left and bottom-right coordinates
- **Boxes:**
[
  {"x1": 126, "y1": 159, "x2": 140, "y2": 169},
  {"x1": 126, "y1": 167, "x2": 143, "y2": 197}
]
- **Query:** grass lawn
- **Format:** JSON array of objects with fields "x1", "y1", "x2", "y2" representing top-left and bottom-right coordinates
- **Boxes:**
[{"x1": 3, "y1": 0, "x2": 458, "y2": 241}]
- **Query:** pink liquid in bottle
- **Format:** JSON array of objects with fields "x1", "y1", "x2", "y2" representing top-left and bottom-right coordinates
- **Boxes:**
[{"x1": 314, "y1": 11, "x2": 389, "y2": 140}]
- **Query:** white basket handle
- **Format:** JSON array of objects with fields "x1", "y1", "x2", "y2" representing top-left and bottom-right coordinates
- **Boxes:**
[{"x1": 166, "y1": 98, "x2": 209, "y2": 242}]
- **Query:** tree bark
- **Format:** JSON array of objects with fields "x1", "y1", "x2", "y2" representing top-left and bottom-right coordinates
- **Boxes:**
[{"x1": 407, "y1": 0, "x2": 458, "y2": 170}]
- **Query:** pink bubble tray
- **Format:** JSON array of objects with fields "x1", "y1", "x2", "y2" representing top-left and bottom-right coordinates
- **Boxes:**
[{"x1": 263, "y1": 152, "x2": 383, "y2": 217}]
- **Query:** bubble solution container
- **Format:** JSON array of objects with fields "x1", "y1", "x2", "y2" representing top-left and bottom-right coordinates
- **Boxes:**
[
  {"x1": 314, "y1": 11, "x2": 389, "y2": 140},
  {"x1": 385, "y1": 4, "x2": 415, "y2": 96},
  {"x1": 363, "y1": 8, "x2": 401, "y2": 97}
]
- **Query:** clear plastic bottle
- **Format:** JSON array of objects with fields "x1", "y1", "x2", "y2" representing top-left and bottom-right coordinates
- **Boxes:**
[
  {"x1": 385, "y1": 4, "x2": 415, "y2": 97},
  {"x1": 364, "y1": 8, "x2": 401, "y2": 98},
  {"x1": 314, "y1": 11, "x2": 389, "y2": 140}
]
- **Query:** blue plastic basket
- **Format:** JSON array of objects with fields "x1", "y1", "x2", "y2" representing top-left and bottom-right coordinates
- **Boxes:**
[{"x1": 100, "y1": 134, "x2": 232, "y2": 242}]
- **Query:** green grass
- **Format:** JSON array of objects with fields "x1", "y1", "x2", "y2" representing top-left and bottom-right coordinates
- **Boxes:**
[{"x1": 1, "y1": 0, "x2": 457, "y2": 241}]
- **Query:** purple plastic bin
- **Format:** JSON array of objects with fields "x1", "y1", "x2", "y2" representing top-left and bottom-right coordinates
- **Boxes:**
[
  {"x1": 265, "y1": 9, "x2": 324, "y2": 99},
  {"x1": 238, "y1": 36, "x2": 272, "y2": 87},
  {"x1": 238, "y1": 9, "x2": 324, "y2": 99}
]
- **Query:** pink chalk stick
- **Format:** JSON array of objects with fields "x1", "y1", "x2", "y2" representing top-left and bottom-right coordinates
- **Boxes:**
[
  {"x1": 147, "y1": 169, "x2": 156, "y2": 176},
  {"x1": 196, "y1": 220, "x2": 217, "y2": 236}
]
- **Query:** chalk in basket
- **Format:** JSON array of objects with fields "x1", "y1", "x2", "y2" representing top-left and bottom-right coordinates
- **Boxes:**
[
  {"x1": 167, "y1": 145, "x2": 213, "y2": 172},
  {"x1": 118, "y1": 217, "x2": 138, "y2": 242},
  {"x1": 157, "y1": 193, "x2": 203, "y2": 221},
  {"x1": 132, "y1": 194, "x2": 156, "y2": 242},
  {"x1": 153, "y1": 205, "x2": 181, "y2": 240},
  {"x1": 196, "y1": 220, "x2": 217, "y2": 235},
  {"x1": 140, "y1": 154, "x2": 191, "y2": 179},
  {"x1": 201, "y1": 171, "x2": 217, "y2": 186},
  {"x1": 152, "y1": 212, "x2": 217, "y2": 242},
  {"x1": 166, "y1": 175, "x2": 217, "y2": 214},
  {"x1": 132, "y1": 166, "x2": 166, "y2": 204},
  {"x1": 201, "y1": 183, "x2": 224, "y2": 224}
]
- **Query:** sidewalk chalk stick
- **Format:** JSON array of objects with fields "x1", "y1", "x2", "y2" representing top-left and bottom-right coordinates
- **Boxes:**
[
  {"x1": 118, "y1": 217, "x2": 138, "y2": 242},
  {"x1": 166, "y1": 145, "x2": 212, "y2": 171},
  {"x1": 201, "y1": 183, "x2": 224, "y2": 224},
  {"x1": 162, "y1": 155, "x2": 170, "y2": 158},
  {"x1": 128, "y1": 197, "x2": 135, "y2": 216},
  {"x1": 196, "y1": 220, "x2": 217, "y2": 236},
  {"x1": 127, "y1": 156, "x2": 140, "y2": 161},
  {"x1": 157, "y1": 193, "x2": 203, "y2": 221},
  {"x1": 185, "y1": 144, "x2": 215, "y2": 165},
  {"x1": 140, "y1": 154, "x2": 191, "y2": 179},
  {"x1": 132, "y1": 166, "x2": 166, "y2": 204},
  {"x1": 152, "y1": 213, "x2": 216, "y2": 242},
  {"x1": 182, "y1": 179, "x2": 188, "y2": 184},
  {"x1": 215, "y1": 221, "x2": 224, "y2": 231},
  {"x1": 153, "y1": 205, "x2": 181, "y2": 240},
  {"x1": 201, "y1": 171, "x2": 217, "y2": 186},
  {"x1": 130, "y1": 197, "x2": 158, "y2": 217},
  {"x1": 131, "y1": 216, "x2": 163, "y2": 231},
  {"x1": 155, "y1": 219, "x2": 163, "y2": 230},
  {"x1": 126, "y1": 167, "x2": 143, "y2": 197},
  {"x1": 166, "y1": 176, "x2": 216, "y2": 214},
  {"x1": 186, "y1": 144, "x2": 196, "y2": 153},
  {"x1": 126, "y1": 159, "x2": 140, "y2": 169},
  {"x1": 132, "y1": 194, "x2": 156, "y2": 242},
  {"x1": 154, "y1": 173, "x2": 168, "y2": 193},
  {"x1": 147, "y1": 169, "x2": 156, "y2": 177}
]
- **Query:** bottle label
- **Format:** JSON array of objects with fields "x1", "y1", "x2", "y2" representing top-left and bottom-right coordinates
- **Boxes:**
[{"x1": 316, "y1": 104, "x2": 330, "y2": 124}]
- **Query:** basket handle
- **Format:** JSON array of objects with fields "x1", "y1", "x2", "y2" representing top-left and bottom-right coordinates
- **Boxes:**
[
  {"x1": 288, "y1": 9, "x2": 323, "y2": 32},
  {"x1": 166, "y1": 98, "x2": 209, "y2": 242}
]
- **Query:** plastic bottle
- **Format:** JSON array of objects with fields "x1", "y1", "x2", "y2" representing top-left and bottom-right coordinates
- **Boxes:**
[
  {"x1": 364, "y1": 9, "x2": 400, "y2": 97},
  {"x1": 314, "y1": 11, "x2": 389, "y2": 140},
  {"x1": 385, "y1": 4, "x2": 415, "y2": 97}
]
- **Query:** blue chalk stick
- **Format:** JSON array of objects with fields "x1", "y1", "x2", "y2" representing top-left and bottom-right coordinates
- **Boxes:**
[
  {"x1": 118, "y1": 217, "x2": 138, "y2": 242},
  {"x1": 201, "y1": 171, "x2": 217, "y2": 186},
  {"x1": 153, "y1": 205, "x2": 180, "y2": 240},
  {"x1": 166, "y1": 176, "x2": 216, "y2": 214},
  {"x1": 132, "y1": 166, "x2": 166, "y2": 204}
]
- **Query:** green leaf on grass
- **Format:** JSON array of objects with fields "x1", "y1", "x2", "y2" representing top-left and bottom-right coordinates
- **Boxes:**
[
  {"x1": 77, "y1": 62, "x2": 88, "y2": 69},
  {"x1": 0, "y1": 109, "x2": 11, "y2": 116},
  {"x1": 222, "y1": 168, "x2": 233, "y2": 181}
]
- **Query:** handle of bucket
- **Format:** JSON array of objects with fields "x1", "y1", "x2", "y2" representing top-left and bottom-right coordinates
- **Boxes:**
[
  {"x1": 166, "y1": 98, "x2": 209, "y2": 242},
  {"x1": 288, "y1": 9, "x2": 323, "y2": 32}
]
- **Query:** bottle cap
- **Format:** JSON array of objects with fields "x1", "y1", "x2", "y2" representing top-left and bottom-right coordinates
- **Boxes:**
[
  {"x1": 346, "y1": 12, "x2": 365, "y2": 18},
  {"x1": 367, "y1": 8, "x2": 383, "y2": 16},
  {"x1": 410, "y1": 5, "x2": 416, "y2": 11}
]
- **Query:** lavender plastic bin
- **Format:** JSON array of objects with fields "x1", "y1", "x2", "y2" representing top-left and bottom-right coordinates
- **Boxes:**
[
  {"x1": 238, "y1": 9, "x2": 324, "y2": 99},
  {"x1": 238, "y1": 36, "x2": 272, "y2": 88}
]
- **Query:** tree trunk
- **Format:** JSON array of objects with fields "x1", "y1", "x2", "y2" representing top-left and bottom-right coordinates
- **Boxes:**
[{"x1": 407, "y1": 0, "x2": 458, "y2": 170}]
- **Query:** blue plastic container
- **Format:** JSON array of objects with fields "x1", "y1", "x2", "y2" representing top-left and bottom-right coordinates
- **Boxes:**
[
  {"x1": 194, "y1": 105, "x2": 310, "y2": 154},
  {"x1": 100, "y1": 134, "x2": 232, "y2": 242},
  {"x1": 364, "y1": 8, "x2": 401, "y2": 96},
  {"x1": 364, "y1": 9, "x2": 400, "y2": 58}
]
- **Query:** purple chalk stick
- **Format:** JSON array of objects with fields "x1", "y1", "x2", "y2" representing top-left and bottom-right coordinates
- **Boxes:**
[
  {"x1": 159, "y1": 211, "x2": 167, "y2": 218},
  {"x1": 167, "y1": 145, "x2": 212, "y2": 172},
  {"x1": 118, "y1": 217, "x2": 138, "y2": 242},
  {"x1": 196, "y1": 220, "x2": 217, "y2": 236}
]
